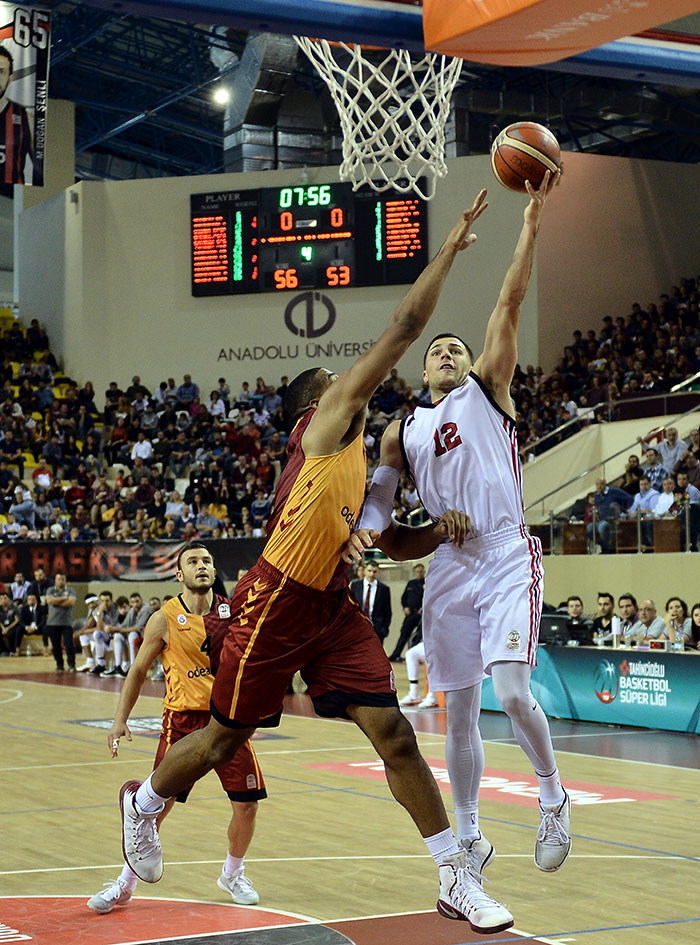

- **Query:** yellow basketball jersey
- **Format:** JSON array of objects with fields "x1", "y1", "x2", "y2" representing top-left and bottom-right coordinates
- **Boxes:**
[
  {"x1": 262, "y1": 411, "x2": 367, "y2": 591},
  {"x1": 161, "y1": 595, "x2": 216, "y2": 711}
]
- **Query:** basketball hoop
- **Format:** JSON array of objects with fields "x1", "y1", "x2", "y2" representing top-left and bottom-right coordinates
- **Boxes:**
[{"x1": 294, "y1": 37, "x2": 462, "y2": 200}]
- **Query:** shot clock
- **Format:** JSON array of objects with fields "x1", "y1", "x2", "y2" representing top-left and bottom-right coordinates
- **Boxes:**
[{"x1": 190, "y1": 181, "x2": 428, "y2": 296}]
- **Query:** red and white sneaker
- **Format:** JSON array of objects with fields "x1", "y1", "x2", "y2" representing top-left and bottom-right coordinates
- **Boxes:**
[{"x1": 437, "y1": 850, "x2": 514, "y2": 934}]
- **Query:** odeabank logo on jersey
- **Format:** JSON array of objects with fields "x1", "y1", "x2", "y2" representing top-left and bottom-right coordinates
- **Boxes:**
[{"x1": 187, "y1": 666, "x2": 211, "y2": 679}]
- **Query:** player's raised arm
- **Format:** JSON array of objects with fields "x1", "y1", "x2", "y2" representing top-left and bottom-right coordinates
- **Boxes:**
[
  {"x1": 303, "y1": 193, "x2": 488, "y2": 455},
  {"x1": 107, "y1": 609, "x2": 168, "y2": 758},
  {"x1": 472, "y1": 171, "x2": 558, "y2": 413}
]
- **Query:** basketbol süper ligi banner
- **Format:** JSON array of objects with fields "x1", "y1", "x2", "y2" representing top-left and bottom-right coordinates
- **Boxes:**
[{"x1": 0, "y1": 2, "x2": 50, "y2": 186}]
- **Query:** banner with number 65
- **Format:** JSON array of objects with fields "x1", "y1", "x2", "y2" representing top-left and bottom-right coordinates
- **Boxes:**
[{"x1": 0, "y1": 2, "x2": 50, "y2": 186}]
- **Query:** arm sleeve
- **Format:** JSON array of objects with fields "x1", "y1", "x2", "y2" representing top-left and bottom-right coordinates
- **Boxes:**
[{"x1": 356, "y1": 465, "x2": 401, "y2": 534}]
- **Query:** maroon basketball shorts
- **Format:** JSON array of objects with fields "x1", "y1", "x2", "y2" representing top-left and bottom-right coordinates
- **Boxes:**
[
  {"x1": 211, "y1": 558, "x2": 398, "y2": 728},
  {"x1": 154, "y1": 708, "x2": 267, "y2": 802}
]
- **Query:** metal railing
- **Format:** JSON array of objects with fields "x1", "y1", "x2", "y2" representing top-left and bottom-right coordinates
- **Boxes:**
[
  {"x1": 525, "y1": 399, "x2": 700, "y2": 515},
  {"x1": 520, "y1": 388, "x2": 700, "y2": 461},
  {"x1": 530, "y1": 503, "x2": 694, "y2": 555}
]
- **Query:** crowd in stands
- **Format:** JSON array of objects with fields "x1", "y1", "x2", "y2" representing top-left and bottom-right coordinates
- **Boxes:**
[
  {"x1": 544, "y1": 591, "x2": 700, "y2": 651},
  {"x1": 0, "y1": 270, "x2": 699, "y2": 545}
]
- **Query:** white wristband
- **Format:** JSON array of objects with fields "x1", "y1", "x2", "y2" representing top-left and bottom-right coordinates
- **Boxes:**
[{"x1": 356, "y1": 465, "x2": 401, "y2": 534}]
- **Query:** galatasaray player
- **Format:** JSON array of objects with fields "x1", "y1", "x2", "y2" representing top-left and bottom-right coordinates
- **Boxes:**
[
  {"x1": 348, "y1": 171, "x2": 571, "y2": 884},
  {"x1": 90, "y1": 542, "x2": 265, "y2": 914},
  {"x1": 119, "y1": 194, "x2": 520, "y2": 934}
]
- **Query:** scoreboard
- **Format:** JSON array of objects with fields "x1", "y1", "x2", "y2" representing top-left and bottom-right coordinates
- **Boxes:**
[{"x1": 190, "y1": 182, "x2": 428, "y2": 296}]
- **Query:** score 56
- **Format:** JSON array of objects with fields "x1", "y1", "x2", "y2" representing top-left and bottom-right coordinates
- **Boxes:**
[{"x1": 273, "y1": 266, "x2": 352, "y2": 290}]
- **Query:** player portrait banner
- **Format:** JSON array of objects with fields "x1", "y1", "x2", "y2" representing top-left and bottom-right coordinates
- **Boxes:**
[
  {"x1": 0, "y1": 538, "x2": 265, "y2": 583},
  {"x1": 0, "y1": 2, "x2": 50, "y2": 186}
]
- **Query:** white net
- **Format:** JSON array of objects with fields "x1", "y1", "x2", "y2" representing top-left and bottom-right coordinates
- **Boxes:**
[{"x1": 294, "y1": 37, "x2": 462, "y2": 200}]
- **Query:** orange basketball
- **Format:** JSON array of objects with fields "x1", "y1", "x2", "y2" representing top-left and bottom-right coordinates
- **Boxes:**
[{"x1": 490, "y1": 121, "x2": 561, "y2": 194}]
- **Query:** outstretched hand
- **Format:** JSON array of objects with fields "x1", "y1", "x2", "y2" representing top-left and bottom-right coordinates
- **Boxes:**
[
  {"x1": 447, "y1": 189, "x2": 488, "y2": 253},
  {"x1": 434, "y1": 509, "x2": 470, "y2": 547},
  {"x1": 524, "y1": 169, "x2": 560, "y2": 224}
]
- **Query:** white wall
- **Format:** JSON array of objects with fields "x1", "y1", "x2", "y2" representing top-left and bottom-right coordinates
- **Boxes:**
[
  {"x1": 17, "y1": 155, "x2": 539, "y2": 395},
  {"x1": 17, "y1": 151, "x2": 700, "y2": 396},
  {"x1": 537, "y1": 152, "x2": 700, "y2": 372}
]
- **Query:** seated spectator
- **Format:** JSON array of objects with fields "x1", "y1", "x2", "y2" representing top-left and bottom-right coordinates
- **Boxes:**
[
  {"x1": 207, "y1": 390, "x2": 226, "y2": 419},
  {"x1": 664, "y1": 597, "x2": 692, "y2": 649},
  {"x1": 564, "y1": 595, "x2": 594, "y2": 644},
  {"x1": 250, "y1": 489, "x2": 271, "y2": 528},
  {"x1": 10, "y1": 572, "x2": 30, "y2": 604},
  {"x1": 690, "y1": 603, "x2": 700, "y2": 650},
  {"x1": 591, "y1": 591, "x2": 620, "y2": 645},
  {"x1": 42, "y1": 434, "x2": 63, "y2": 477},
  {"x1": 255, "y1": 452, "x2": 274, "y2": 488},
  {"x1": 168, "y1": 430, "x2": 192, "y2": 477},
  {"x1": 627, "y1": 599, "x2": 666, "y2": 643},
  {"x1": 32, "y1": 458, "x2": 54, "y2": 492},
  {"x1": 64, "y1": 478, "x2": 87, "y2": 512},
  {"x1": 641, "y1": 447, "x2": 668, "y2": 491},
  {"x1": 195, "y1": 506, "x2": 219, "y2": 536},
  {"x1": 104, "y1": 417, "x2": 130, "y2": 465},
  {"x1": 176, "y1": 373, "x2": 199, "y2": 408},
  {"x1": 588, "y1": 476, "x2": 633, "y2": 553},
  {"x1": 654, "y1": 477, "x2": 677, "y2": 516},
  {"x1": 9, "y1": 485, "x2": 35, "y2": 529},
  {"x1": 0, "y1": 430, "x2": 24, "y2": 478},
  {"x1": 174, "y1": 502, "x2": 195, "y2": 534},
  {"x1": 618, "y1": 593, "x2": 638, "y2": 643},
  {"x1": 164, "y1": 490, "x2": 184, "y2": 519}
]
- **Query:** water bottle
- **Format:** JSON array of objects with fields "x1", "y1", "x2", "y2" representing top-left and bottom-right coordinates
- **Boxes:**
[{"x1": 25, "y1": 640, "x2": 32, "y2": 656}]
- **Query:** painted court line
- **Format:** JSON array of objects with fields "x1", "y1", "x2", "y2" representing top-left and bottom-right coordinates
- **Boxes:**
[{"x1": 0, "y1": 852, "x2": 685, "y2": 876}]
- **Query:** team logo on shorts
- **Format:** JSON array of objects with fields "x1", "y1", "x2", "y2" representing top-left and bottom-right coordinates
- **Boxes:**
[
  {"x1": 506, "y1": 630, "x2": 521, "y2": 650},
  {"x1": 246, "y1": 774, "x2": 257, "y2": 789},
  {"x1": 177, "y1": 613, "x2": 187, "y2": 626},
  {"x1": 218, "y1": 603, "x2": 231, "y2": 619}
]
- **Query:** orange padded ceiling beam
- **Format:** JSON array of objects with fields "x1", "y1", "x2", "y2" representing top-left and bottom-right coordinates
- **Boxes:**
[{"x1": 423, "y1": 0, "x2": 700, "y2": 66}]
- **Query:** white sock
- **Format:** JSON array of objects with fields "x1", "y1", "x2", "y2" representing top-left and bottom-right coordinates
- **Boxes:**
[
  {"x1": 119, "y1": 862, "x2": 139, "y2": 891},
  {"x1": 424, "y1": 827, "x2": 460, "y2": 865},
  {"x1": 457, "y1": 810, "x2": 481, "y2": 843},
  {"x1": 537, "y1": 768, "x2": 565, "y2": 807},
  {"x1": 407, "y1": 680, "x2": 419, "y2": 698},
  {"x1": 135, "y1": 773, "x2": 169, "y2": 812},
  {"x1": 224, "y1": 854, "x2": 244, "y2": 877}
]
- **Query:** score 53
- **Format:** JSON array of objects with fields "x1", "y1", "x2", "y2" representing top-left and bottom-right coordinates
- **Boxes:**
[{"x1": 273, "y1": 266, "x2": 352, "y2": 290}]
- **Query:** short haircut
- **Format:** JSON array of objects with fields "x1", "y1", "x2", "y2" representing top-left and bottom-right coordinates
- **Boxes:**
[
  {"x1": 597, "y1": 592, "x2": 614, "y2": 603},
  {"x1": 639, "y1": 474, "x2": 651, "y2": 483},
  {"x1": 645, "y1": 447, "x2": 658, "y2": 457},
  {"x1": 100, "y1": 590, "x2": 113, "y2": 599},
  {"x1": 0, "y1": 46, "x2": 13, "y2": 73},
  {"x1": 618, "y1": 592, "x2": 637, "y2": 608},
  {"x1": 116, "y1": 595, "x2": 129, "y2": 607},
  {"x1": 54, "y1": 570, "x2": 66, "y2": 577},
  {"x1": 284, "y1": 367, "x2": 326, "y2": 420},
  {"x1": 567, "y1": 595, "x2": 583, "y2": 605},
  {"x1": 423, "y1": 333, "x2": 474, "y2": 368},
  {"x1": 176, "y1": 539, "x2": 212, "y2": 570}
]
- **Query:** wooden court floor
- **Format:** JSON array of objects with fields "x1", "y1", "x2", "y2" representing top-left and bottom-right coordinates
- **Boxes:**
[{"x1": 1, "y1": 656, "x2": 699, "y2": 945}]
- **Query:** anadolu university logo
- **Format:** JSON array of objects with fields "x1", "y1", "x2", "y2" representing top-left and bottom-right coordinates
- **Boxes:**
[{"x1": 594, "y1": 657, "x2": 671, "y2": 707}]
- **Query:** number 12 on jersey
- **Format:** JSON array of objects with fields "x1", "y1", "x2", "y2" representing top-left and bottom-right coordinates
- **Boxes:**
[{"x1": 434, "y1": 422, "x2": 462, "y2": 456}]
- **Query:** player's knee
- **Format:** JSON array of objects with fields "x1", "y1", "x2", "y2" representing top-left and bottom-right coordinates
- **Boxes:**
[
  {"x1": 494, "y1": 688, "x2": 530, "y2": 722},
  {"x1": 376, "y1": 712, "x2": 419, "y2": 764}
]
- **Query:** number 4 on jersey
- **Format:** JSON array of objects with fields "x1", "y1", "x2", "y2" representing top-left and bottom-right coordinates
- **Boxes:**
[{"x1": 434, "y1": 422, "x2": 462, "y2": 457}]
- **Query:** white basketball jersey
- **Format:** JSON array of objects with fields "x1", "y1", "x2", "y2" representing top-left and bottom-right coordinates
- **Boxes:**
[{"x1": 400, "y1": 372, "x2": 524, "y2": 537}]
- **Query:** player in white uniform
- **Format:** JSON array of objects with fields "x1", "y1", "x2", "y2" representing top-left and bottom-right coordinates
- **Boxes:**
[{"x1": 346, "y1": 170, "x2": 571, "y2": 889}]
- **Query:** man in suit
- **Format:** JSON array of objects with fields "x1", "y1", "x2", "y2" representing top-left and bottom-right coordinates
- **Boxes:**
[
  {"x1": 351, "y1": 560, "x2": 392, "y2": 643},
  {"x1": 18, "y1": 591, "x2": 47, "y2": 656},
  {"x1": 388, "y1": 563, "x2": 426, "y2": 662}
]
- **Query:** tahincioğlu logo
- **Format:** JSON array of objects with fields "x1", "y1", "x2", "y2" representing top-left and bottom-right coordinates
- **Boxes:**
[{"x1": 593, "y1": 658, "x2": 621, "y2": 703}]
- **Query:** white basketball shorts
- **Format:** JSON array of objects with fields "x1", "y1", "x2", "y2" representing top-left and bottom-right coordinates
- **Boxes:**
[{"x1": 422, "y1": 524, "x2": 543, "y2": 691}]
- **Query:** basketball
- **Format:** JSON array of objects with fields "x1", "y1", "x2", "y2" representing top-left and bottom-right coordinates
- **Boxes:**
[{"x1": 490, "y1": 122, "x2": 561, "y2": 193}]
